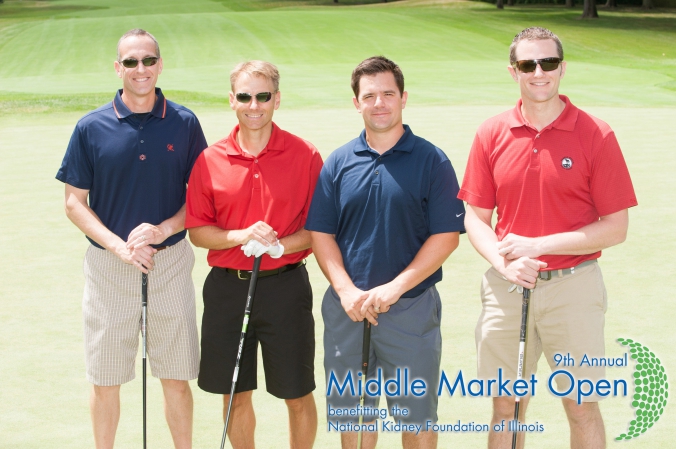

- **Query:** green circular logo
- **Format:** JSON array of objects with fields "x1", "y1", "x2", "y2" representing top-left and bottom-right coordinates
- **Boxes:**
[{"x1": 616, "y1": 338, "x2": 668, "y2": 440}]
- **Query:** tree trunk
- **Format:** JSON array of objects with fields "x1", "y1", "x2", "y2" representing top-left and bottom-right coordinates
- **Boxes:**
[
  {"x1": 566, "y1": 0, "x2": 575, "y2": 7},
  {"x1": 604, "y1": 0, "x2": 617, "y2": 7},
  {"x1": 497, "y1": 0, "x2": 504, "y2": 8},
  {"x1": 581, "y1": 0, "x2": 598, "y2": 18},
  {"x1": 507, "y1": 0, "x2": 514, "y2": 6},
  {"x1": 642, "y1": 0, "x2": 653, "y2": 8}
]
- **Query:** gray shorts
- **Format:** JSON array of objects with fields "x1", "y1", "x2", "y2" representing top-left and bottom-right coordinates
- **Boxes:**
[
  {"x1": 82, "y1": 239, "x2": 199, "y2": 386},
  {"x1": 322, "y1": 285, "x2": 442, "y2": 425}
]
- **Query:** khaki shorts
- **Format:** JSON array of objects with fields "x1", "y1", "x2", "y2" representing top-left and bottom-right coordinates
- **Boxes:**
[
  {"x1": 476, "y1": 262, "x2": 607, "y2": 402},
  {"x1": 82, "y1": 239, "x2": 199, "y2": 386}
]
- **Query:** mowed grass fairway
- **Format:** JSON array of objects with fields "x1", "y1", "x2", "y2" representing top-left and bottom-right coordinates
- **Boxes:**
[{"x1": 1, "y1": 0, "x2": 675, "y2": 447}]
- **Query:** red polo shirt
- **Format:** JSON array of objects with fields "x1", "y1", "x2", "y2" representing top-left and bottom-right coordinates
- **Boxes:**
[
  {"x1": 185, "y1": 123, "x2": 323, "y2": 270},
  {"x1": 458, "y1": 95, "x2": 637, "y2": 270}
]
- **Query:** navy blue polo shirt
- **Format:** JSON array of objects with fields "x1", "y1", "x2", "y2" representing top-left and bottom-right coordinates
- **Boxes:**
[
  {"x1": 56, "y1": 88, "x2": 208, "y2": 249},
  {"x1": 306, "y1": 125, "x2": 465, "y2": 297}
]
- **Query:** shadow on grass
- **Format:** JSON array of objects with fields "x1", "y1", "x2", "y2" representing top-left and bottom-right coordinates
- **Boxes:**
[
  {"x1": 210, "y1": 0, "x2": 401, "y2": 11},
  {"x1": 471, "y1": 4, "x2": 676, "y2": 32},
  {"x1": 0, "y1": 0, "x2": 106, "y2": 19}
]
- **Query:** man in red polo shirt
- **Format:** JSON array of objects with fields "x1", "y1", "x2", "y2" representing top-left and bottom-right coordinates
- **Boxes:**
[
  {"x1": 459, "y1": 27, "x2": 637, "y2": 448},
  {"x1": 185, "y1": 60, "x2": 322, "y2": 448}
]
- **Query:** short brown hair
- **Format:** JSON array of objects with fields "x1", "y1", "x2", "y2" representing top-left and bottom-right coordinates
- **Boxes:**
[
  {"x1": 117, "y1": 29, "x2": 160, "y2": 60},
  {"x1": 230, "y1": 60, "x2": 280, "y2": 92},
  {"x1": 509, "y1": 27, "x2": 563, "y2": 67},
  {"x1": 351, "y1": 56, "x2": 404, "y2": 98}
]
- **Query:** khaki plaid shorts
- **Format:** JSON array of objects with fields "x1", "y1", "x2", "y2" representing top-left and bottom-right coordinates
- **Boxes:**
[{"x1": 82, "y1": 239, "x2": 199, "y2": 386}]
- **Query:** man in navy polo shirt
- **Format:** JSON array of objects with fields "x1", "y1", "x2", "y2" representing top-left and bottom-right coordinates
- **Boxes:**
[
  {"x1": 56, "y1": 29, "x2": 207, "y2": 448},
  {"x1": 306, "y1": 56, "x2": 465, "y2": 449}
]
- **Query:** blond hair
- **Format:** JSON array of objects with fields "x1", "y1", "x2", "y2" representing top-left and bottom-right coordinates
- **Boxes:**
[{"x1": 230, "y1": 60, "x2": 280, "y2": 92}]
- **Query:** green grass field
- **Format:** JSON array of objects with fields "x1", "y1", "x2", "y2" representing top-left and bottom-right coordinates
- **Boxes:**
[{"x1": 1, "y1": 0, "x2": 675, "y2": 447}]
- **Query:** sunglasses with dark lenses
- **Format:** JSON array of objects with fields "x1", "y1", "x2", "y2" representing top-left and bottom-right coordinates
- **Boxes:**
[
  {"x1": 514, "y1": 57, "x2": 562, "y2": 73},
  {"x1": 235, "y1": 92, "x2": 273, "y2": 103},
  {"x1": 120, "y1": 57, "x2": 159, "y2": 69}
]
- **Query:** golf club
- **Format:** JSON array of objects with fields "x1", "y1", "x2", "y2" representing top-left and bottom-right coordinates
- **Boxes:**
[
  {"x1": 357, "y1": 319, "x2": 371, "y2": 449},
  {"x1": 141, "y1": 272, "x2": 148, "y2": 449},
  {"x1": 220, "y1": 256, "x2": 262, "y2": 449},
  {"x1": 511, "y1": 287, "x2": 530, "y2": 449}
]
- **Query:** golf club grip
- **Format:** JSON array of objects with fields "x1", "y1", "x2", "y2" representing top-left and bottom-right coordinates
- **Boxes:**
[
  {"x1": 245, "y1": 256, "x2": 262, "y2": 314},
  {"x1": 142, "y1": 273, "x2": 148, "y2": 306},
  {"x1": 357, "y1": 320, "x2": 371, "y2": 449},
  {"x1": 221, "y1": 256, "x2": 262, "y2": 449},
  {"x1": 519, "y1": 288, "x2": 530, "y2": 342},
  {"x1": 361, "y1": 320, "x2": 371, "y2": 373}
]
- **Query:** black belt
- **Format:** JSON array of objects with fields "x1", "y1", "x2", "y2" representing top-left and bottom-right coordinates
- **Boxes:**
[{"x1": 225, "y1": 260, "x2": 305, "y2": 280}]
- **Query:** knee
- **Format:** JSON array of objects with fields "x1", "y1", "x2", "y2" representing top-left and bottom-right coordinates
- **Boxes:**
[
  {"x1": 91, "y1": 384, "x2": 120, "y2": 400},
  {"x1": 227, "y1": 391, "x2": 254, "y2": 411},
  {"x1": 492, "y1": 397, "x2": 516, "y2": 419},
  {"x1": 285, "y1": 393, "x2": 315, "y2": 415},
  {"x1": 161, "y1": 379, "x2": 191, "y2": 395},
  {"x1": 563, "y1": 399, "x2": 599, "y2": 424}
]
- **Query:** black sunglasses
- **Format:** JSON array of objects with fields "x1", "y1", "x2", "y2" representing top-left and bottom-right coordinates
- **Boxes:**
[
  {"x1": 119, "y1": 57, "x2": 159, "y2": 69},
  {"x1": 235, "y1": 92, "x2": 274, "y2": 103},
  {"x1": 513, "y1": 57, "x2": 562, "y2": 73}
]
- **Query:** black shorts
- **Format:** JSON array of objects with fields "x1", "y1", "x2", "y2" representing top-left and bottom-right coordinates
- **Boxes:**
[{"x1": 198, "y1": 263, "x2": 315, "y2": 399}]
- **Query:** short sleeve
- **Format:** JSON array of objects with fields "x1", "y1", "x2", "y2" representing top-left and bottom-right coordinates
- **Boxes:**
[
  {"x1": 300, "y1": 149, "x2": 324, "y2": 225},
  {"x1": 184, "y1": 116, "x2": 209, "y2": 185},
  {"x1": 457, "y1": 132, "x2": 497, "y2": 209},
  {"x1": 428, "y1": 158, "x2": 466, "y2": 234},
  {"x1": 305, "y1": 157, "x2": 338, "y2": 234},
  {"x1": 185, "y1": 154, "x2": 217, "y2": 229},
  {"x1": 55, "y1": 123, "x2": 94, "y2": 189},
  {"x1": 589, "y1": 131, "x2": 637, "y2": 216}
]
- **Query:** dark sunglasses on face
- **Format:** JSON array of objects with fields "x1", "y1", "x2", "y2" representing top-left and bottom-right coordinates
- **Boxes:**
[
  {"x1": 513, "y1": 57, "x2": 562, "y2": 73},
  {"x1": 119, "y1": 57, "x2": 159, "y2": 69},
  {"x1": 235, "y1": 92, "x2": 274, "y2": 103}
]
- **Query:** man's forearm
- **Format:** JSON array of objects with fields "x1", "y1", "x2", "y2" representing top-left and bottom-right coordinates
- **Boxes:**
[
  {"x1": 465, "y1": 206, "x2": 504, "y2": 270},
  {"x1": 187, "y1": 225, "x2": 246, "y2": 250},
  {"x1": 157, "y1": 204, "x2": 187, "y2": 239},
  {"x1": 537, "y1": 210, "x2": 628, "y2": 256},
  {"x1": 65, "y1": 186, "x2": 124, "y2": 252},
  {"x1": 498, "y1": 209, "x2": 629, "y2": 260},
  {"x1": 387, "y1": 232, "x2": 459, "y2": 296},
  {"x1": 279, "y1": 228, "x2": 311, "y2": 255},
  {"x1": 310, "y1": 231, "x2": 357, "y2": 293}
]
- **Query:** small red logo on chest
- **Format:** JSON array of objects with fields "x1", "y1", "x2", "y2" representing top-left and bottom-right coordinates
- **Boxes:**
[
  {"x1": 167, "y1": 144, "x2": 174, "y2": 151},
  {"x1": 139, "y1": 154, "x2": 146, "y2": 161}
]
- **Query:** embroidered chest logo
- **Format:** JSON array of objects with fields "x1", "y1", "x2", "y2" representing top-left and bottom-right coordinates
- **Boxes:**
[
  {"x1": 561, "y1": 157, "x2": 573, "y2": 170},
  {"x1": 139, "y1": 154, "x2": 147, "y2": 161},
  {"x1": 167, "y1": 144, "x2": 174, "y2": 151}
]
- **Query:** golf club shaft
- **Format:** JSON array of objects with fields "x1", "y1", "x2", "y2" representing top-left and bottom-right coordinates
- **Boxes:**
[
  {"x1": 141, "y1": 272, "x2": 148, "y2": 449},
  {"x1": 221, "y1": 256, "x2": 262, "y2": 449},
  {"x1": 357, "y1": 319, "x2": 371, "y2": 449},
  {"x1": 511, "y1": 287, "x2": 530, "y2": 449}
]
